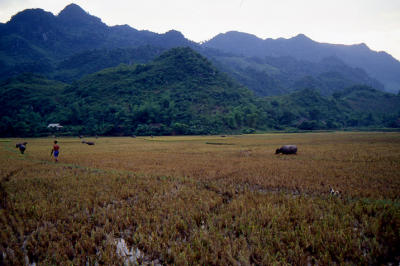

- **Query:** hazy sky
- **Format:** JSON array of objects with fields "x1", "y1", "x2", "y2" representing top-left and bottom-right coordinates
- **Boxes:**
[{"x1": 1, "y1": 0, "x2": 400, "y2": 60}]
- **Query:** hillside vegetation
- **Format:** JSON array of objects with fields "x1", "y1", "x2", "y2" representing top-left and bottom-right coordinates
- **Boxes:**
[
  {"x1": 1, "y1": 48, "x2": 400, "y2": 137},
  {"x1": 60, "y1": 47, "x2": 261, "y2": 136},
  {"x1": 205, "y1": 51, "x2": 384, "y2": 96}
]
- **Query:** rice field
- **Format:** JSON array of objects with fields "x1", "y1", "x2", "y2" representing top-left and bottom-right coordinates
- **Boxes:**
[{"x1": 1, "y1": 132, "x2": 399, "y2": 265}]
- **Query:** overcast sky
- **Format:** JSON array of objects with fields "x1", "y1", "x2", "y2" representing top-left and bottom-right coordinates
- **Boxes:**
[{"x1": 1, "y1": 0, "x2": 399, "y2": 60}]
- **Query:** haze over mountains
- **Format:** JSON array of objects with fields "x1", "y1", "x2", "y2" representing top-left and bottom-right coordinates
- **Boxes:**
[{"x1": 0, "y1": 3, "x2": 399, "y2": 136}]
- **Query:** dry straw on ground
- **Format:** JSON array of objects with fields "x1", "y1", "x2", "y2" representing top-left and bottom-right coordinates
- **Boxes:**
[{"x1": 1, "y1": 132, "x2": 399, "y2": 264}]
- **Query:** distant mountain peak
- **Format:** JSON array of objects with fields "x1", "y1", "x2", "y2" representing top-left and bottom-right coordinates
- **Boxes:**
[
  {"x1": 356, "y1": 42, "x2": 370, "y2": 50},
  {"x1": 290, "y1": 33, "x2": 314, "y2": 43},
  {"x1": 294, "y1": 33, "x2": 308, "y2": 38},
  {"x1": 164, "y1": 29, "x2": 185, "y2": 38},
  {"x1": 8, "y1": 8, "x2": 54, "y2": 25},
  {"x1": 58, "y1": 3, "x2": 86, "y2": 17},
  {"x1": 204, "y1": 31, "x2": 262, "y2": 55},
  {"x1": 223, "y1": 31, "x2": 261, "y2": 40},
  {"x1": 57, "y1": 3, "x2": 102, "y2": 26}
]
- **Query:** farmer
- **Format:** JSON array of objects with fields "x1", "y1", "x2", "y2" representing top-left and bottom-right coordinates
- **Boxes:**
[
  {"x1": 51, "y1": 140, "x2": 60, "y2": 162},
  {"x1": 16, "y1": 142, "x2": 27, "y2": 154}
]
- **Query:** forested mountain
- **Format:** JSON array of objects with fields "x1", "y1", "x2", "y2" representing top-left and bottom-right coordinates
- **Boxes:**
[
  {"x1": 0, "y1": 48, "x2": 266, "y2": 136},
  {"x1": 1, "y1": 48, "x2": 399, "y2": 137},
  {"x1": 203, "y1": 31, "x2": 400, "y2": 93},
  {"x1": 59, "y1": 47, "x2": 263, "y2": 136},
  {"x1": 204, "y1": 50, "x2": 383, "y2": 96},
  {"x1": 2, "y1": 3, "x2": 196, "y2": 54},
  {"x1": 0, "y1": 4, "x2": 195, "y2": 80}
]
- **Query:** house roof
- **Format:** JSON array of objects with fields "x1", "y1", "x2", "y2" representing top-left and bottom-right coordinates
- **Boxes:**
[{"x1": 47, "y1": 123, "x2": 63, "y2": 128}]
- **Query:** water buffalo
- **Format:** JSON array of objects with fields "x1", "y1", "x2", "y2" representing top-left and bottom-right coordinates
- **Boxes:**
[
  {"x1": 275, "y1": 145, "x2": 297, "y2": 155},
  {"x1": 16, "y1": 142, "x2": 27, "y2": 154},
  {"x1": 82, "y1": 140, "x2": 95, "y2": 145}
]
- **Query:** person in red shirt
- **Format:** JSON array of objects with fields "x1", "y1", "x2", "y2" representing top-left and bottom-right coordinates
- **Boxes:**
[{"x1": 51, "y1": 140, "x2": 60, "y2": 162}]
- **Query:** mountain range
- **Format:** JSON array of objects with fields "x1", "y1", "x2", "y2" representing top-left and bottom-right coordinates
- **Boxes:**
[
  {"x1": 0, "y1": 3, "x2": 399, "y2": 136},
  {"x1": 204, "y1": 31, "x2": 400, "y2": 94},
  {"x1": 1, "y1": 3, "x2": 399, "y2": 95},
  {"x1": 2, "y1": 47, "x2": 399, "y2": 137}
]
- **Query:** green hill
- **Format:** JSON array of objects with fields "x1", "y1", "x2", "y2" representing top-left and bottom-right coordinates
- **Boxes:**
[
  {"x1": 262, "y1": 86, "x2": 400, "y2": 129},
  {"x1": 0, "y1": 73, "x2": 66, "y2": 136},
  {"x1": 59, "y1": 47, "x2": 261, "y2": 135},
  {"x1": 262, "y1": 88, "x2": 347, "y2": 130},
  {"x1": 334, "y1": 85, "x2": 400, "y2": 114},
  {"x1": 334, "y1": 86, "x2": 400, "y2": 128}
]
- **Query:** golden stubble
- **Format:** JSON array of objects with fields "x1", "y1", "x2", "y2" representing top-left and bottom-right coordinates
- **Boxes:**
[
  {"x1": 0, "y1": 132, "x2": 399, "y2": 264},
  {"x1": 25, "y1": 132, "x2": 400, "y2": 199}
]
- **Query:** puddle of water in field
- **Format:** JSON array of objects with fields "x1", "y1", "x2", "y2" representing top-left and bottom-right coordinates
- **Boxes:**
[{"x1": 115, "y1": 238, "x2": 161, "y2": 266}]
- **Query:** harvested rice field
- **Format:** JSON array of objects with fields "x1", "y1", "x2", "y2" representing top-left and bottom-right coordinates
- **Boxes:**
[{"x1": 1, "y1": 132, "x2": 399, "y2": 264}]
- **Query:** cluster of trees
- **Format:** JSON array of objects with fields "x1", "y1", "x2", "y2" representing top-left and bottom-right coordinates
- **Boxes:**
[{"x1": 262, "y1": 87, "x2": 400, "y2": 130}]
